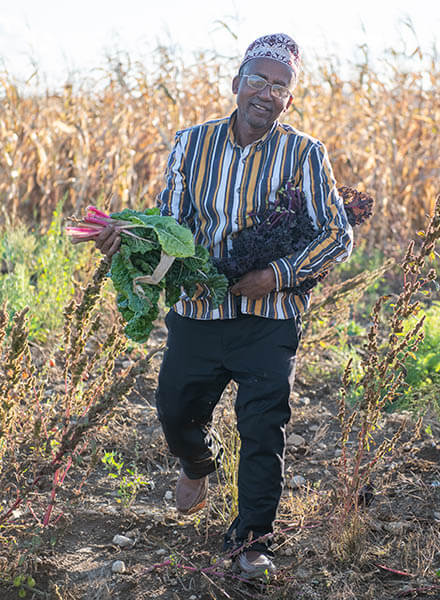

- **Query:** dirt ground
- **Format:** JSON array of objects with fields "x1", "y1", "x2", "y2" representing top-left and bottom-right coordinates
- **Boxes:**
[{"x1": 1, "y1": 325, "x2": 440, "y2": 600}]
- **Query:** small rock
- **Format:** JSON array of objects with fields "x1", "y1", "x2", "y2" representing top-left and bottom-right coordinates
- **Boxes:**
[
  {"x1": 383, "y1": 521, "x2": 411, "y2": 535},
  {"x1": 334, "y1": 449, "x2": 342, "y2": 457},
  {"x1": 112, "y1": 534, "x2": 134, "y2": 548},
  {"x1": 287, "y1": 433, "x2": 306, "y2": 447},
  {"x1": 282, "y1": 547, "x2": 294, "y2": 556},
  {"x1": 112, "y1": 560, "x2": 126, "y2": 573},
  {"x1": 288, "y1": 475, "x2": 306, "y2": 489},
  {"x1": 164, "y1": 490, "x2": 173, "y2": 501},
  {"x1": 156, "y1": 548, "x2": 167, "y2": 555},
  {"x1": 309, "y1": 424, "x2": 319, "y2": 431},
  {"x1": 433, "y1": 512, "x2": 440, "y2": 521},
  {"x1": 300, "y1": 396, "x2": 310, "y2": 406},
  {"x1": 189, "y1": 596, "x2": 197, "y2": 600},
  {"x1": 121, "y1": 360, "x2": 132, "y2": 369}
]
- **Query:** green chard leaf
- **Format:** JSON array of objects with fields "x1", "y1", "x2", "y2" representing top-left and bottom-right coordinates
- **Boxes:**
[
  {"x1": 113, "y1": 211, "x2": 195, "y2": 258},
  {"x1": 106, "y1": 209, "x2": 228, "y2": 344}
]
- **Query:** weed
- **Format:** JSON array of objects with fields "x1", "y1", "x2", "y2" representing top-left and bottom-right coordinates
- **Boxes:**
[
  {"x1": 12, "y1": 573, "x2": 36, "y2": 599},
  {"x1": 0, "y1": 206, "x2": 89, "y2": 342},
  {"x1": 212, "y1": 387, "x2": 240, "y2": 524},
  {"x1": 303, "y1": 257, "x2": 395, "y2": 351},
  {"x1": 0, "y1": 257, "x2": 156, "y2": 589},
  {"x1": 331, "y1": 194, "x2": 440, "y2": 557},
  {"x1": 101, "y1": 450, "x2": 151, "y2": 507},
  {"x1": 399, "y1": 301, "x2": 440, "y2": 417}
]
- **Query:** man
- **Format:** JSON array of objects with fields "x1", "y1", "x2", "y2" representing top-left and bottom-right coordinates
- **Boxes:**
[{"x1": 91, "y1": 33, "x2": 353, "y2": 577}]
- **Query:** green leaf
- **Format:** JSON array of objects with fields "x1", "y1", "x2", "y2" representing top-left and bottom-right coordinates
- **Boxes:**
[
  {"x1": 111, "y1": 207, "x2": 160, "y2": 219},
  {"x1": 130, "y1": 215, "x2": 195, "y2": 257},
  {"x1": 107, "y1": 209, "x2": 227, "y2": 344},
  {"x1": 122, "y1": 235, "x2": 158, "y2": 255}
]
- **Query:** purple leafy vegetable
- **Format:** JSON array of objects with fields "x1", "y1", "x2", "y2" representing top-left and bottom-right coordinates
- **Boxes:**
[{"x1": 213, "y1": 183, "x2": 374, "y2": 295}]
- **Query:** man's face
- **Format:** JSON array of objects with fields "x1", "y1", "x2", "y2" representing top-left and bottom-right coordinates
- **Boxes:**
[{"x1": 232, "y1": 57, "x2": 295, "y2": 141}]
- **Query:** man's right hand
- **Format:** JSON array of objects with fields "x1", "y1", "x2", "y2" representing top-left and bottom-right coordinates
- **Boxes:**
[{"x1": 71, "y1": 225, "x2": 121, "y2": 258}]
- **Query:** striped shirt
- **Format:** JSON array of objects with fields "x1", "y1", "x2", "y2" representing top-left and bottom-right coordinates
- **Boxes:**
[{"x1": 158, "y1": 111, "x2": 353, "y2": 320}]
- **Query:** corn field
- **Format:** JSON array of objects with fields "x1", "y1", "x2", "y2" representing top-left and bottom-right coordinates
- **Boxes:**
[{"x1": 1, "y1": 44, "x2": 439, "y2": 254}]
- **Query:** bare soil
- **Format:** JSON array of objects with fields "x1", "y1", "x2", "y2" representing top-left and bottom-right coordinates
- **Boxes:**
[{"x1": 1, "y1": 326, "x2": 439, "y2": 600}]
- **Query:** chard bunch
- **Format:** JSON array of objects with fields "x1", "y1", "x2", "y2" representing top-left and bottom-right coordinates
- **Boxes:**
[{"x1": 66, "y1": 206, "x2": 228, "y2": 343}]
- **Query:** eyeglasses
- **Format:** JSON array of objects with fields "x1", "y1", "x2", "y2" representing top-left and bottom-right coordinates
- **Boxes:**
[{"x1": 241, "y1": 74, "x2": 292, "y2": 101}]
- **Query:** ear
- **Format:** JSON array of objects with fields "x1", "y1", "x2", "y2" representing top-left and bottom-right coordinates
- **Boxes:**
[
  {"x1": 284, "y1": 95, "x2": 294, "y2": 112},
  {"x1": 232, "y1": 75, "x2": 240, "y2": 95}
]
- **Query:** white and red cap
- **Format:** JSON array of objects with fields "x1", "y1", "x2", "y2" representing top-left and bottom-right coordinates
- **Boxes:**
[{"x1": 240, "y1": 33, "x2": 301, "y2": 81}]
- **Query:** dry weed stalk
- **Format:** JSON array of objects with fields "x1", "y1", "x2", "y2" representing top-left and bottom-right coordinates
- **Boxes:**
[
  {"x1": 333, "y1": 194, "x2": 440, "y2": 552},
  {"x1": 212, "y1": 387, "x2": 241, "y2": 524},
  {"x1": 0, "y1": 258, "x2": 153, "y2": 536},
  {"x1": 303, "y1": 257, "x2": 395, "y2": 348}
]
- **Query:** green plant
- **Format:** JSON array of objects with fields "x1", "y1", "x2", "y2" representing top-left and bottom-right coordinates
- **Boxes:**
[
  {"x1": 101, "y1": 450, "x2": 151, "y2": 507},
  {"x1": 12, "y1": 573, "x2": 36, "y2": 598},
  {"x1": 399, "y1": 301, "x2": 440, "y2": 417},
  {"x1": 345, "y1": 298, "x2": 440, "y2": 416},
  {"x1": 0, "y1": 207, "x2": 86, "y2": 342},
  {"x1": 67, "y1": 205, "x2": 228, "y2": 343}
]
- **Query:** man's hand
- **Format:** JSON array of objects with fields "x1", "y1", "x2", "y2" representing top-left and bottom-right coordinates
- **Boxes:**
[
  {"x1": 71, "y1": 225, "x2": 121, "y2": 258},
  {"x1": 230, "y1": 268, "x2": 276, "y2": 300}
]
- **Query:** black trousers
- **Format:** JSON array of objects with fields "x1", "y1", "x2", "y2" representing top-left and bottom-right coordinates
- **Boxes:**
[{"x1": 156, "y1": 309, "x2": 300, "y2": 553}]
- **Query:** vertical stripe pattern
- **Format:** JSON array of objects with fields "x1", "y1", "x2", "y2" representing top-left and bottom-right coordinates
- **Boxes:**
[{"x1": 158, "y1": 111, "x2": 353, "y2": 320}]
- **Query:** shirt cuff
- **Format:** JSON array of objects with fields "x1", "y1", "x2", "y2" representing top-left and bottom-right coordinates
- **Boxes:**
[{"x1": 269, "y1": 258, "x2": 297, "y2": 291}]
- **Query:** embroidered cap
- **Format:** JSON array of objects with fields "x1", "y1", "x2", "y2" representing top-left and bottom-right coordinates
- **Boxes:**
[{"x1": 240, "y1": 33, "x2": 301, "y2": 82}]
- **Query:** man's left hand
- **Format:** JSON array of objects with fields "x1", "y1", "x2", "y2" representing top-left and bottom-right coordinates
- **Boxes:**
[{"x1": 230, "y1": 268, "x2": 276, "y2": 300}]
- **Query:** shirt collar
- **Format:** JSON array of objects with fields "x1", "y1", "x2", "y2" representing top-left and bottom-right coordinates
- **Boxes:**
[{"x1": 227, "y1": 110, "x2": 278, "y2": 150}]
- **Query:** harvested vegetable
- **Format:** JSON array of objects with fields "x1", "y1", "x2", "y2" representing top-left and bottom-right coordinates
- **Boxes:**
[
  {"x1": 66, "y1": 185, "x2": 372, "y2": 340},
  {"x1": 213, "y1": 182, "x2": 374, "y2": 295},
  {"x1": 66, "y1": 206, "x2": 228, "y2": 343}
]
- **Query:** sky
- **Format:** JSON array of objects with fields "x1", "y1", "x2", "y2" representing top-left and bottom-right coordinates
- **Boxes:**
[{"x1": 0, "y1": 0, "x2": 439, "y2": 87}]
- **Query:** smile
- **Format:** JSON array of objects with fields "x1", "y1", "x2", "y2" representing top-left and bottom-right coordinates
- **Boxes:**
[{"x1": 251, "y1": 102, "x2": 271, "y2": 113}]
